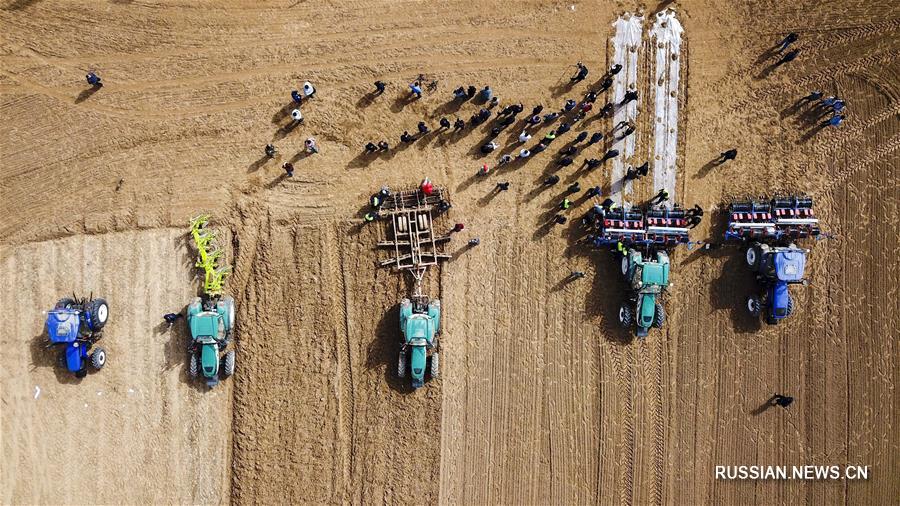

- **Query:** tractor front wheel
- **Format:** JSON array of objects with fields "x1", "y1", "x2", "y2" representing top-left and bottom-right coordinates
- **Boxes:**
[
  {"x1": 653, "y1": 303, "x2": 666, "y2": 328},
  {"x1": 431, "y1": 352, "x2": 440, "y2": 379},
  {"x1": 189, "y1": 352, "x2": 199, "y2": 378},
  {"x1": 55, "y1": 298, "x2": 75, "y2": 309},
  {"x1": 747, "y1": 296, "x2": 761, "y2": 317},
  {"x1": 224, "y1": 296, "x2": 236, "y2": 331},
  {"x1": 90, "y1": 348, "x2": 106, "y2": 370},
  {"x1": 618, "y1": 304, "x2": 633, "y2": 328},
  {"x1": 397, "y1": 350, "x2": 407, "y2": 378},
  {"x1": 88, "y1": 298, "x2": 109, "y2": 330},
  {"x1": 223, "y1": 350, "x2": 236, "y2": 377},
  {"x1": 746, "y1": 244, "x2": 768, "y2": 271}
]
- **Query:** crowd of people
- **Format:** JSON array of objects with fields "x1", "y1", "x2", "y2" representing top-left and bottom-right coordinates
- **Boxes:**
[{"x1": 345, "y1": 60, "x2": 714, "y2": 241}]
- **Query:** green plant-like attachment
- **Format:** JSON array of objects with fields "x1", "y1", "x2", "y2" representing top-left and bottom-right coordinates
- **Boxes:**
[{"x1": 189, "y1": 214, "x2": 232, "y2": 296}]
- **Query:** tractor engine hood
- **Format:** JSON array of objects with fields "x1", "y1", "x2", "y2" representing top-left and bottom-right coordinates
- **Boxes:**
[
  {"x1": 638, "y1": 294, "x2": 657, "y2": 329},
  {"x1": 190, "y1": 312, "x2": 222, "y2": 340},
  {"x1": 404, "y1": 315, "x2": 435, "y2": 345},
  {"x1": 774, "y1": 250, "x2": 806, "y2": 282},
  {"x1": 201, "y1": 343, "x2": 219, "y2": 378},
  {"x1": 640, "y1": 262, "x2": 669, "y2": 287},
  {"x1": 409, "y1": 346, "x2": 427, "y2": 388},
  {"x1": 46, "y1": 310, "x2": 81, "y2": 343}
]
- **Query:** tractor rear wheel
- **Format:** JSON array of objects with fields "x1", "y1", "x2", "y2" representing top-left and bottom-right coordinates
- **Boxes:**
[
  {"x1": 618, "y1": 304, "x2": 633, "y2": 328},
  {"x1": 88, "y1": 298, "x2": 109, "y2": 330},
  {"x1": 90, "y1": 347, "x2": 106, "y2": 370},
  {"x1": 786, "y1": 296, "x2": 794, "y2": 317},
  {"x1": 431, "y1": 352, "x2": 440, "y2": 379},
  {"x1": 397, "y1": 350, "x2": 407, "y2": 378},
  {"x1": 189, "y1": 352, "x2": 199, "y2": 377},
  {"x1": 747, "y1": 296, "x2": 761, "y2": 316},
  {"x1": 653, "y1": 303, "x2": 666, "y2": 328},
  {"x1": 188, "y1": 297, "x2": 202, "y2": 318},
  {"x1": 55, "y1": 298, "x2": 75, "y2": 309},
  {"x1": 746, "y1": 244, "x2": 768, "y2": 271},
  {"x1": 223, "y1": 350, "x2": 236, "y2": 377}
]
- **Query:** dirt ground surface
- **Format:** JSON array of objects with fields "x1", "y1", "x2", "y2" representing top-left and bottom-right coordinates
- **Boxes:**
[
  {"x1": 0, "y1": 230, "x2": 232, "y2": 504},
  {"x1": 1, "y1": 0, "x2": 898, "y2": 505}
]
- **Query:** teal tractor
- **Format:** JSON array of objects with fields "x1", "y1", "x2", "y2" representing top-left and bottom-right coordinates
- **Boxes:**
[
  {"x1": 186, "y1": 296, "x2": 236, "y2": 387},
  {"x1": 617, "y1": 248, "x2": 670, "y2": 338},
  {"x1": 398, "y1": 295, "x2": 440, "y2": 388}
]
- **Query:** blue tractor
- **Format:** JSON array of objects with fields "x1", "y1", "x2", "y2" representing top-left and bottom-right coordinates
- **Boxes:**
[
  {"x1": 745, "y1": 243, "x2": 808, "y2": 324},
  {"x1": 397, "y1": 296, "x2": 440, "y2": 388},
  {"x1": 44, "y1": 295, "x2": 109, "y2": 377},
  {"x1": 725, "y1": 196, "x2": 819, "y2": 325}
]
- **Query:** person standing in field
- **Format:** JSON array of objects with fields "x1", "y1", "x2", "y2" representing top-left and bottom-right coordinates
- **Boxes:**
[
  {"x1": 163, "y1": 313, "x2": 183, "y2": 325},
  {"x1": 772, "y1": 394, "x2": 794, "y2": 408},
  {"x1": 621, "y1": 90, "x2": 638, "y2": 105},
  {"x1": 824, "y1": 114, "x2": 845, "y2": 127},
  {"x1": 718, "y1": 149, "x2": 737, "y2": 164},
  {"x1": 570, "y1": 61, "x2": 589, "y2": 82},
  {"x1": 775, "y1": 33, "x2": 798, "y2": 53},
  {"x1": 303, "y1": 81, "x2": 316, "y2": 98},
  {"x1": 86, "y1": 71, "x2": 103, "y2": 88},
  {"x1": 775, "y1": 49, "x2": 800, "y2": 66},
  {"x1": 601, "y1": 148, "x2": 619, "y2": 162},
  {"x1": 409, "y1": 81, "x2": 423, "y2": 99},
  {"x1": 650, "y1": 189, "x2": 669, "y2": 205}
]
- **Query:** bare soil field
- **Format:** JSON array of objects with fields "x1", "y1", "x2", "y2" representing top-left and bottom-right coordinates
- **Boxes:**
[
  {"x1": 0, "y1": 230, "x2": 231, "y2": 504},
  {"x1": 1, "y1": 0, "x2": 898, "y2": 505}
]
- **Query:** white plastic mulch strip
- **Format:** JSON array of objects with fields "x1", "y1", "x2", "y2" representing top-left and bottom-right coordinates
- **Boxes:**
[
  {"x1": 650, "y1": 9, "x2": 683, "y2": 202},
  {"x1": 610, "y1": 14, "x2": 643, "y2": 203}
]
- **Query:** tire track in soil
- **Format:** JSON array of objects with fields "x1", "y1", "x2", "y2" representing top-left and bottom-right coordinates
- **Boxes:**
[
  {"x1": 0, "y1": 229, "x2": 231, "y2": 505},
  {"x1": 814, "y1": 130, "x2": 900, "y2": 198},
  {"x1": 643, "y1": 335, "x2": 666, "y2": 506},
  {"x1": 797, "y1": 17, "x2": 900, "y2": 54},
  {"x1": 610, "y1": 343, "x2": 635, "y2": 506},
  {"x1": 336, "y1": 225, "x2": 357, "y2": 497},
  {"x1": 727, "y1": 49, "x2": 900, "y2": 114},
  {"x1": 807, "y1": 102, "x2": 900, "y2": 159}
]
